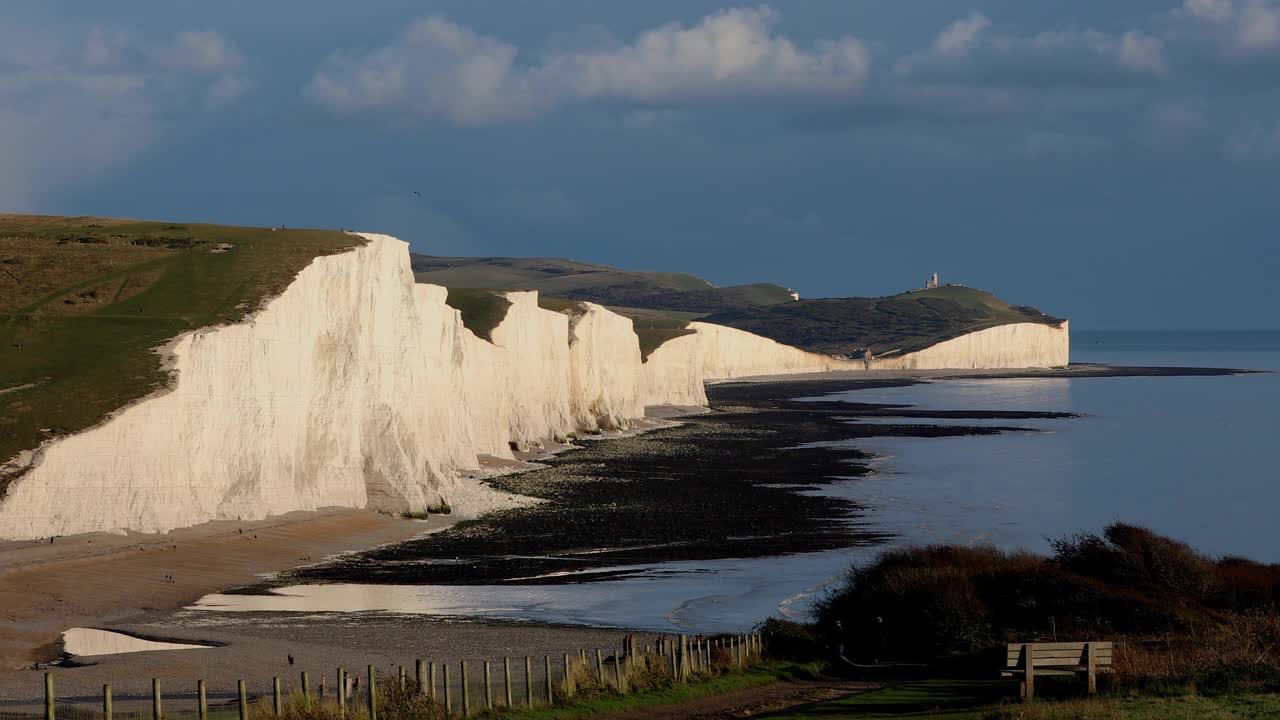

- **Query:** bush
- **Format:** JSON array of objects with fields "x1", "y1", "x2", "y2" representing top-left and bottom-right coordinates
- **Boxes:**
[
  {"x1": 816, "y1": 525, "x2": 1280, "y2": 662},
  {"x1": 754, "y1": 618, "x2": 821, "y2": 660},
  {"x1": 812, "y1": 524, "x2": 1280, "y2": 694}
]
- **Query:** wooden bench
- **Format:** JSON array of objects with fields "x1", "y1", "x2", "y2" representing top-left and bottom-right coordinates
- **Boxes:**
[{"x1": 1002, "y1": 641, "x2": 1112, "y2": 698}]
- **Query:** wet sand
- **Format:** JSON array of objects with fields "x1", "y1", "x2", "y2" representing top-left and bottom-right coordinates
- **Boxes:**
[{"x1": 0, "y1": 508, "x2": 438, "y2": 670}]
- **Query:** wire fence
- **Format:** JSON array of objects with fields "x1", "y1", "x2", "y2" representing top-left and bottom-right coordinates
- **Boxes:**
[{"x1": 8, "y1": 633, "x2": 763, "y2": 720}]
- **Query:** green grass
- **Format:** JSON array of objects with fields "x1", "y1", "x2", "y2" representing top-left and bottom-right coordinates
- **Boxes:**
[
  {"x1": 412, "y1": 254, "x2": 794, "y2": 314},
  {"x1": 536, "y1": 297, "x2": 588, "y2": 315},
  {"x1": 764, "y1": 679, "x2": 1280, "y2": 720},
  {"x1": 490, "y1": 662, "x2": 817, "y2": 720},
  {"x1": 634, "y1": 327, "x2": 697, "y2": 361},
  {"x1": 0, "y1": 214, "x2": 360, "y2": 493},
  {"x1": 701, "y1": 286, "x2": 1063, "y2": 357},
  {"x1": 445, "y1": 288, "x2": 513, "y2": 341}
]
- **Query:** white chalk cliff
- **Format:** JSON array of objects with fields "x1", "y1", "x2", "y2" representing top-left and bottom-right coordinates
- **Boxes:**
[
  {"x1": 871, "y1": 321, "x2": 1070, "y2": 370},
  {"x1": 0, "y1": 233, "x2": 1069, "y2": 540}
]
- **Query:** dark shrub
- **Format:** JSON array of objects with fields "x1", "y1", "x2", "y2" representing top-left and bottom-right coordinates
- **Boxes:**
[
  {"x1": 1051, "y1": 523, "x2": 1216, "y2": 599},
  {"x1": 754, "y1": 618, "x2": 820, "y2": 660}
]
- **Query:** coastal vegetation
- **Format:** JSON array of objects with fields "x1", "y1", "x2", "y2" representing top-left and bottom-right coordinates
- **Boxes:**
[
  {"x1": 0, "y1": 214, "x2": 360, "y2": 494},
  {"x1": 702, "y1": 286, "x2": 1063, "y2": 357},
  {"x1": 444, "y1": 288, "x2": 513, "y2": 341},
  {"x1": 748, "y1": 524, "x2": 1280, "y2": 717},
  {"x1": 413, "y1": 252, "x2": 1062, "y2": 359},
  {"x1": 411, "y1": 253, "x2": 795, "y2": 314}
]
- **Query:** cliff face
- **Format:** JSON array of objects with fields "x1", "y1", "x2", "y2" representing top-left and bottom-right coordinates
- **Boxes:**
[
  {"x1": 689, "y1": 322, "x2": 863, "y2": 379},
  {"x1": 0, "y1": 233, "x2": 1070, "y2": 539},
  {"x1": 0, "y1": 235, "x2": 710, "y2": 539},
  {"x1": 871, "y1": 321, "x2": 1070, "y2": 370}
]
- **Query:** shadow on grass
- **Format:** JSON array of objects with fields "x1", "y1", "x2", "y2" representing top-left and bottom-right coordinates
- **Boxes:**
[{"x1": 766, "y1": 678, "x2": 1008, "y2": 719}]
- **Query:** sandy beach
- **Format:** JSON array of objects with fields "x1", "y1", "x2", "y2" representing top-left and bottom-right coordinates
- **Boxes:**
[{"x1": 0, "y1": 508, "x2": 437, "y2": 670}]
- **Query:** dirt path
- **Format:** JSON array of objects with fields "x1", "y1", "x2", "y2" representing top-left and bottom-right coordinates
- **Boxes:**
[
  {"x1": 0, "y1": 508, "x2": 438, "y2": 669},
  {"x1": 595, "y1": 679, "x2": 880, "y2": 720}
]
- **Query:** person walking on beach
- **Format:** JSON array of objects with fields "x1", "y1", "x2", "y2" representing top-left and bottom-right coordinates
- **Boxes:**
[{"x1": 288, "y1": 653, "x2": 295, "y2": 666}]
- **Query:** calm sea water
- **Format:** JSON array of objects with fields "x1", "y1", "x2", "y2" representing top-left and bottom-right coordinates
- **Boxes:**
[
  {"x1": 821, "y1": 330, "x2": 1280, "y2": 561},
  {"x1": 193, "y1": 331, "x2": 1280, "y2": 633}
]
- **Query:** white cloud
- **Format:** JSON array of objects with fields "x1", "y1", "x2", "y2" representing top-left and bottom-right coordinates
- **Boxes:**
[
  {"x1": 1183, "y1": 0, "x2": 1236, "y2": 23},
  {"x1": 1226, "y1": 121, "x2": 1280, "y2": 157},
  {"x1": 154, "y1": 30, "x2": 243, "y2": 72},
  {"x1": 897, "y1": 16, "x2": 1167, "y2": 82},
  {"x1": 1118, "y1": 31, "x2": 1169, "y2": 74},
  {"x1": 1153, "y1": 101, "x2": 1208, "y2": 133},
  {"x1": 1238, "y1": 1, "x2": 1280, "y2": 49},
  {"x1": 305, "y1": 6, "x2": 871, "y2": 126},
  {"x1": 934, "y1": 12, "x2": 991, "y2": 56},
  {"x1": 0, "y1": 25, "x2": 249, "y2": 210},
  {"x1": 1012, "y1": 28, "x2": 1167, "y2": 75},
  {"x1": 1178, "y1": 0, "x2": 1280, "y2": 53}
]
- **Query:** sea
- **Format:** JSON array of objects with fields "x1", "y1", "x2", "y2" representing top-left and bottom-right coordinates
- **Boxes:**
[{"x1": 194, "y1": 331, "x2": 1280, "y2": 634}]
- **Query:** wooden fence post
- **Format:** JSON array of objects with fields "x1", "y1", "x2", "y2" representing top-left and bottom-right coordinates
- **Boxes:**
[
  {"x1": 273, "y1": 677, "x2": 282, "y2": 716},
  {"x1": 544, "y1": 655, "x2": 554, "y2": 705},
  {"x1": 399, "y1": 666, "x2": 406, "y2": 692},
  {"x1": 443, "y1": 665, "x2": 453, "y2": 716},
  {"x1": 504, "y1": 657, "x2": 513, "y2": 707},
  {"x1": 430, "y1": 662, "x2": 437, "y2": 699},
  {"x1": 337, "y1": 668, "x2": 345, "y2": 716},
  {"x1": 103, "y1": 684, "x2": 112, "y2": 720},
  {"x1": 563, "y1": 653, "x2": 573, "y2": 697},
  {"x1": 417, "y1": 659, "x2": 426, "y2": 694},
  {"x1": 462, "y1": 661, "x2": 471, "y2": 717},
  {"x1": 197, "y1": 679, "x2": 206, "y2": 720},
  {"x1": 152, "y1": 678, "x2": 162, "y2": 720},
  {"x1": 524, "y1": 656, "x2": 533, "y2": 707},
  {"x1": 484, "y1": 660, "x2": 493, "y2": 710},
  {"x1": 368, "y1": 664, "x2": 378, "y2": 720},
  {"x1": 596, "y1": 649, "x2": 604, "y2": 684},
  {"x1": 237, "y1": 680, "x2": 248, "y2": 720},
  {"x1": 43, "y1": 673, "x2": 53, "y2": 720},
  {"x1": 302, "y1": 671, "x2": 311, "y2": 707}
]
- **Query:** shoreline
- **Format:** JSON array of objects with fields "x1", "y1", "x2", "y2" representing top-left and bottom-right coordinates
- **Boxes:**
[{"x1": 0, "y1": 362, "x2": 1254, "y2": 691}]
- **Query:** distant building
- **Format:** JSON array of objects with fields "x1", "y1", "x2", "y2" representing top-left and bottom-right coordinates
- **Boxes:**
[
  {"x1": 788, "y1": 289, "x2": 800, "y2": 301},
  {"x1": 925, "y1": 272, "x2": 939, "y2": 290}
]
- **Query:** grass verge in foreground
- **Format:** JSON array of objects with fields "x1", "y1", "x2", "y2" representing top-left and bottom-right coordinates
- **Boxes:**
[
  {"x1": 489, "y1": 661, "x2": 820, "y2": 720},
  {"x1": 766, "y1": 678, "x2": 1280, "y2": 719}
]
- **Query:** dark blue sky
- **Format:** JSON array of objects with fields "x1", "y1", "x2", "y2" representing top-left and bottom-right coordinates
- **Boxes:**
[{"x1": 4, "y1": 1, "x2": 1278, "y2": 329}]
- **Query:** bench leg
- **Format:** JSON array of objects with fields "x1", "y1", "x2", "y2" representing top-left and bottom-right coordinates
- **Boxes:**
[
  {"x1": 1086, "y1": 642, "x2": 1097, "y2": 695},
  {"x1": 1024, "y1": 644, "x2": 1035, "y2": 700}
]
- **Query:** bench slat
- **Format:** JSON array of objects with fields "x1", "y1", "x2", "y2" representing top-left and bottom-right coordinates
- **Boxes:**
[
  {"x1": 1006, "y1": 650, "x2": 1112, "y2": 663},
  {"x1": 1005, "y1": 642, "x2": 1112, "y2": 651},
  {"x1": 1007, "y1": 649, "x2": 1113, "y2": 658},
  {"x1": 1007, "y1": 657, "x2": 1113, "y2": 669}
]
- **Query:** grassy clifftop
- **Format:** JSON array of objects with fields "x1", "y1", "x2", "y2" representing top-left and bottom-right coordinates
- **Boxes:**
[
  {"x1": 413, "y1": 255, "x2": 1063, "y2": 360},
  {"x1": 0, "y1": 214, "x2": 361, "y2": 492},
  {"x1": 701, "y1": 286, "x2": 1064, "y2": 357},
  {"x1": 412, "y1": 254, "x2": 796, "y2": 313}
]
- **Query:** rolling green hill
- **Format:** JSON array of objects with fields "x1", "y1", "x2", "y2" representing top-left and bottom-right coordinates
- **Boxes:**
[
  {"x1": 701, "y1": 286, "x2": 1064, "y2": 357},
  {"x1": 411, "y1": 254, "x2": 796, "y2": 313},
  {"x1": 0, "y1": 214, "x2": 360, "y2": 493}
]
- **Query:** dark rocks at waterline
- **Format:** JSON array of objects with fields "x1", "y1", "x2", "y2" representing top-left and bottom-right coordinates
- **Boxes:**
[{"x1": 282, "y1": 377, "x2": 1068, "y2": 588}]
